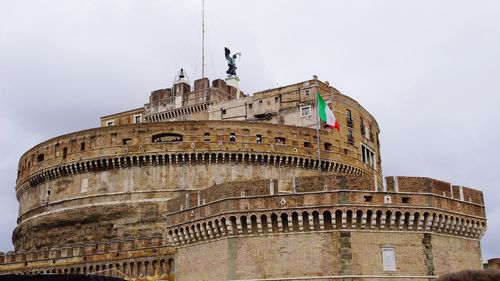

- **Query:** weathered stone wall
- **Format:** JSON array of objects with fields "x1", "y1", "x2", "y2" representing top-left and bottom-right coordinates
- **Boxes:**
[
  {"x1": 488, "y1": 258, "x2": 500, "y2": 270},
  {"x1": 174, "y1": 231, "x2": 484, "y2": 281},
  {"x1": 100, "y1": 107, "x2": 144, "y2": 127},
  {"x1": 432, "y1": 235, "x2": 482, "y2": 275},
  {"x1": 175, "y1": 233, "x2": 341, "y2": 281},
  {"x1": 14, "y1": 165, "x2": 322, "y2": 251},
  {"x1": 175, "y1": 238, "x2": 229, "y2": 281},
  {"x1": 15, "y1": 121, "x2": 380, "y2": 251},
  {"x1": 350, "y1": 232, "x2": 427, "y2": 276}
]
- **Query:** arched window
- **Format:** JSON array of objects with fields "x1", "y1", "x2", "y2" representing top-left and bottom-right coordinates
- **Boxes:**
[
  {"x1": 281, "y1": 213, "x2": 289, "y2": 232},
  {"x1": 271, "y1": 214, "x2": 279, "y2": 233},
  {"x1": 323, "y1": 211, "x2": 333, "y2": 230}
]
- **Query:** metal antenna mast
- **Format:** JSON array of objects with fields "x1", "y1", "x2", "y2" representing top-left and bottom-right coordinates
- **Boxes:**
[{"x1": 201, "y1": 0, "x2": 205, "y2": 78}]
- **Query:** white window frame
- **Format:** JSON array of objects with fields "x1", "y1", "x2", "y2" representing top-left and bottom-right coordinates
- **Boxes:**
[
  {"x1": 106, "y1": 120, "x2": 114, "y2": 126},
  {"x1": 300, "y1": 105, "x2": 311, "y2": 117},
  {"x1": 134, "y1": 114, "x2": 142, "y2": 124},
  {"x1": 361, "y1": 143, "x2": 375, "y2": 168},
  {"x1": 381, "y1": 247, "x2": 396, "y2": 271}
]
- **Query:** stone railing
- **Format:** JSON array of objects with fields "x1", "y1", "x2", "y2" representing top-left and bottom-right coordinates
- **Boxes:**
[{"x1": 165, "y1": 191, "x2": 487, "y2": 247}]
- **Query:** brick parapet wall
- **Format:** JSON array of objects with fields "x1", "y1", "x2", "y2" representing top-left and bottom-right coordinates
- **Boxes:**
[
  {"x1": 165, "y1": 174, "x2": 375, "y2": 214},
  {"x1": 385, "y1": 176, "x2": 484, "y2": 205},
  {"x1": 166, "y1": 175, "x2": 485, "y2": 222},
  {"x1": 488, "y1": 258, "x2": 500, "y2": 270}
]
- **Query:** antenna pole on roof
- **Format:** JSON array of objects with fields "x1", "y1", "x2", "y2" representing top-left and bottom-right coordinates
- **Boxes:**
[{"x1": 201, "y1": 0, "x2": 205, "y2": 78}]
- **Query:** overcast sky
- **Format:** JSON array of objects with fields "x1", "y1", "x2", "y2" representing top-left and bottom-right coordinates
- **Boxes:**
[{"x1": 1, "y1": 0, "x2": 499, "y2": 261}]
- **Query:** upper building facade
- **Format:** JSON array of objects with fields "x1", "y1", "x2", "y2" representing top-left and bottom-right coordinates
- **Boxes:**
[{"x1": 100, "y1": 75, "x2": 382, "y2": 186}]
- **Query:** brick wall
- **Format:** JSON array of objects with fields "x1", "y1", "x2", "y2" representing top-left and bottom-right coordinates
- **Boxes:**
[
  {"x1": 175, "y1": 232, "x2": 340, "y2": 281},
  {"x1": 432, "y1": 235, "x2": 482, "y2": 275}
]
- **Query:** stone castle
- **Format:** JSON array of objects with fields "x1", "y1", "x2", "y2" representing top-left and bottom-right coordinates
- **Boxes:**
[{"x1": 0, "y1": 73, "x2": 488, "y2": 280}]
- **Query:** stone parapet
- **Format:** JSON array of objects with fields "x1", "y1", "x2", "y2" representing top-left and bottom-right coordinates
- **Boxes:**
[
  {"x1": 0, "y1": 236, "x2": 174, "y2": 279},
  {"x1": 386, "y1": 176, "x2": 484, "y2": 205}
]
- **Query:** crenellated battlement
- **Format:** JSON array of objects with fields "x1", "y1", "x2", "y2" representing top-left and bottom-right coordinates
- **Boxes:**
[
  {"x1": 165, "y1": 174, "x2": 485, "y2": 217},
  {"x1": 0, "y1": 236, "x2": 166, "y2": 264},
  {"x1": 0, "y1": 235, "x2": 175, "y2": 277},
  {"x1": 386, "y1": 176, "x2": 484, "y2": 205}
]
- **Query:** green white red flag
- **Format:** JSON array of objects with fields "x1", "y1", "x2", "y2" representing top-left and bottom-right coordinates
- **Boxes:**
[{"x1": 317, "y1": 93, "x2": 340, "y2": 131}]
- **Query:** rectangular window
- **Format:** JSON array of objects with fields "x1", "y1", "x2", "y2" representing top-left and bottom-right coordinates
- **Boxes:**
[
  {"x1": 347, "y1": 130, "x2": 354, "y2": 144},
  {"x1": 122, "y1": 138, "x2": 132, "y2": 145},
  {"x1": 305, "y1": 90, "x2": 310, "y2": 97},
  {"x1": 204, "y1": 132, "x2": 210, "y2": 142},
  {"x1": 381, "y1": 247, "x2": 396, "y2": 271},
  {"x1": 107, "y1": 120, "x2": 114, "y2": 126},
  {"x1": 80, "y1": 142, "x2": 85, "y2": 151},
  {"x1": 360, "y1": 118, "x2": 366, "y2": 136},
  {"x1": 63, "y1": 147, "x2": 68, "y2": 159},
  {"x1": 346, "y1": 110, "x2": 353, "y2": 127},
  {"x1": 324, "y1": 142, "x2": 333, "y2": 151},
  {"x1": 361, "y1": 144, "x2": 375, "y2": 167},
  {"x1": 300, "y1": 105, "x2": 311, "y2": 117},
  {"x1": 222, "y1": 109, "x2": 227, "y2": 115},
  {"x1": 256, "y1": 134, "x2": 262, "y2": 143},
  {"x1": 275, "y1": 137, "x2": 286, "y2": 144},
  {"x1": 275, "y1": 96, "x2": 279, "y2": 103},
  {"x1": 134, "y1": 114, "x2": 142, "y2": 124},
  {"x1": 248, "y1": 103, "x2": 253, "y2": 109}
]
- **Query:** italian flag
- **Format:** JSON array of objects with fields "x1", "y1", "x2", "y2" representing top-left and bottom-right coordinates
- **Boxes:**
[{"x1": 317, "y1": 93, "x2": 340, "y2": 131}]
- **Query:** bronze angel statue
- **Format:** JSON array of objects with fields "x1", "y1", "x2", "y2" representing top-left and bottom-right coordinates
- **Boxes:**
[{"x1": 225, "y1": 47, "x2": 241, "y2": 76}]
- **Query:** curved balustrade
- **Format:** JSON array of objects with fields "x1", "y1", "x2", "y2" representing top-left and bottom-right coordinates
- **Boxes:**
[{"x1": 166, "y1": 207, "x2": 486, "y2": 247}]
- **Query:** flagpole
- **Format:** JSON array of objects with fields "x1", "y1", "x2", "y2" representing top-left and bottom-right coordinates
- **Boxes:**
[{"x1": 315, "y1": 92, "x2": 321, "y2": 174}]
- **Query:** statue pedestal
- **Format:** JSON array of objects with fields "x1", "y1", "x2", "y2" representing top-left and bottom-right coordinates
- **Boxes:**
[{"x1": 225, "y1": 75, "x2": 241, "y2": 99}]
